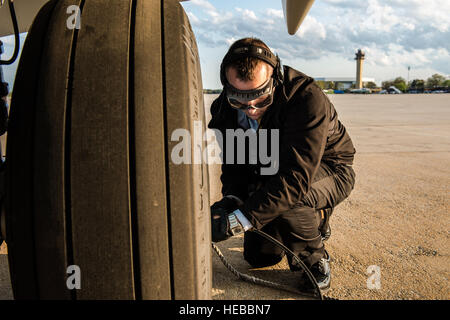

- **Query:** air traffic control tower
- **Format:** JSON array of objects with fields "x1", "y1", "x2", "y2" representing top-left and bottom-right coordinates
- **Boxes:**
[{"x1": 355, "y1": 49, "x2": 365, "y2": 89}]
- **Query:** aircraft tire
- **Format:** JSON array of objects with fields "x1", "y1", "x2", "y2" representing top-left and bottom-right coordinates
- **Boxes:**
[{"x1": 5, "y1": 0, "x2": 210, "y2": 300}]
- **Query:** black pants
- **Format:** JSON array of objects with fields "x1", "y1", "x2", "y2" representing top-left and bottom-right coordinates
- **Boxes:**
[{"x1": 243, "y1": 162, "x2": 356, "y2": 269}]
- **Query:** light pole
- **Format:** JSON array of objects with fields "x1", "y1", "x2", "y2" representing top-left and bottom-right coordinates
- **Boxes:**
[{"x1": 407, "y1": 66, "x2": 411, "y2": 89}]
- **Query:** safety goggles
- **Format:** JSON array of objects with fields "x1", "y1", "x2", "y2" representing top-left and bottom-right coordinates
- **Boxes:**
[{"x1": 226, "y1": 78, "x2": 275, "y2": 110}]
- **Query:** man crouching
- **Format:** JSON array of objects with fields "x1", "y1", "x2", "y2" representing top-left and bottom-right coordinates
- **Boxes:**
[{"x1": 208, "y1": 37, "x2": 356, "y2": 292}]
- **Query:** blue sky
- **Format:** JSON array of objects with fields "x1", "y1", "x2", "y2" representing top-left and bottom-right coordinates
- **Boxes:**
[
  {"x1": 181, "y1": 0, "x2": 450, "y2": 88},
  {"x1": 1, "y1": 0, "x2": 449, "y2": 90},
  {"x1": 0, "y1": 33, "x2": 26, "y2": 91}
]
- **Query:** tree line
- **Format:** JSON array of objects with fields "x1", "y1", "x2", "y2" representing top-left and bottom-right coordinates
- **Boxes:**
[
  {"x1": 203, "y1": 74, "x2": 449, "y2": 93},
  {"x1": 381, "y1": 74, "x2": 449, "y2": 92},
  {"x1": 313, "y1": 73, "x2": 449, "y2": 93}
]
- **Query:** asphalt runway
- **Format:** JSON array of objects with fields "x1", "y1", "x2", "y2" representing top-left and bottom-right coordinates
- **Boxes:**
[{"x1": 0, "y1": 93, "x2": 448, "y2": 300}]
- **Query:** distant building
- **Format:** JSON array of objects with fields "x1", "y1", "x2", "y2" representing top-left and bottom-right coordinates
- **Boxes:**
[{"x1": 314, "y1": 77, "x2": 376, "y2": 90}]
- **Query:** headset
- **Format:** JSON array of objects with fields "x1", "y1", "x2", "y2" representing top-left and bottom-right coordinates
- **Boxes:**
[
  {"x1": 220, "y1": 44, "x2": 283, "y2": 87},
  {"x1": 220, "y1": 44, "x2": 283, "y2": 110}
]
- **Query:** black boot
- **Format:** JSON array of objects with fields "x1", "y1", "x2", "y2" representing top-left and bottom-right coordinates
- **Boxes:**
[
  {"x1": 299, "y1": 250, "x2": 331, "y2": 292},
  {"x1": 319, "y1": 208, "x2": 333, "y2": 242},
  {"x1": 321, "y1": 225, "x2": 331, "y2": 242}
]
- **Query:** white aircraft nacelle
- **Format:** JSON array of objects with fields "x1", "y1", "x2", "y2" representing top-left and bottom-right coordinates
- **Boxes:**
[
  {"x1": 0, "y1": 0, "x2": 315, "y2": 38},
  {"x1": 282, "y1": 0, "x2": 315, "y2": 35}
]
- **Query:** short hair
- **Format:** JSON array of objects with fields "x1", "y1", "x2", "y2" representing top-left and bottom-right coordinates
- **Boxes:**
[{"x1": 225, "y1": 38, "x2": 273, "y2": 82}]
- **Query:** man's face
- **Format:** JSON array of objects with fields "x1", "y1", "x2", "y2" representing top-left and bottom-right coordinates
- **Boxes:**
[{"x1": 226, "y1": 63, "x2": 273, "y2": 121}]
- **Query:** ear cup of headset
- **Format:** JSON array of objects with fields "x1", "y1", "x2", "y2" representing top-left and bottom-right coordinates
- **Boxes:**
[{"x1": 220, "y1": 61, "x2": 227, "y2": 86}]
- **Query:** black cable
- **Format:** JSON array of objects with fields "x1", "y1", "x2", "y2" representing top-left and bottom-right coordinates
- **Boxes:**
[
  {"x1": 252, "y1": 229, "x2": 324, "y2": 300},
  {"x1": 0, "y1": 0, "x2": 20, "y2": 65},
  {"x1": 212, "y1": 228, "x2": 325, "y2": 300},
  {"x1": 212, "y1": 242, "x2": 318, "y2": 298}
]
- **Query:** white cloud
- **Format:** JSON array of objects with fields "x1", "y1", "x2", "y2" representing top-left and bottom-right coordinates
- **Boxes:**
[
  {"x1": 366, "y1": 45, "x2": 431, "y2": 67},
  {"x1": 266, "y1": 8, "x2": 283, "y2": 19},
  {"x1": 186, "y1": 12, "x2": 200, "y2": 25},
  {"x1": 363, "y1": 0, "x2": 403, "y2": 32},
  {"x1": 190, "y1": 0, "x2": 215, "y2": 12},
  {"x1": 235, "y1": 8, "x2": 258, "y2": 21},
  {"x1": 188, "y1": 0, "x2": 233, "y2": 25},
  {"x1": 181, "y1": 0, "x2": 449, "y2": 87},
  {"x1": 395, "y1": 0, "x2": 450, "y2": 32},
  {"x1": 225, "y1": 37, "x2": 237, "y2": 46},
  {"x1": 296, "y1": 16, "x2": 327, "y2": 40}
]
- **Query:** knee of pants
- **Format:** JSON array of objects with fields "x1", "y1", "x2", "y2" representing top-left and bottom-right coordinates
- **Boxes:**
[
  {"x1": 338, "y1": 165, "x2": 356, "y2": 199},
  {"x1": 243, "y1": 229, "x2": 284, "y2": 268},
  {"x1": 243, "y1": 250, "x2": 284, "y2": 268},
  {"x1": 278, "y1": 207, "x2": 321, "y2": 241}
]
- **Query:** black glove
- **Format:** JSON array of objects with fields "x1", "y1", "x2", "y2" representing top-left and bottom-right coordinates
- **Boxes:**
[
  {"x1": 211, "y1": 206, "x2": 232, "y2": 242},
  {"x1": 210, "y1": 197, "x2": 242, "y2": 242},
  {"x1": 211, "y1": 197, "x2": 240, "y2": 212}
]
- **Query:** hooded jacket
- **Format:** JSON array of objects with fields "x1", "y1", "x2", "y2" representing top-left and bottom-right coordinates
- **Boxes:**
[{"x1": 208, "y1": 66, "x2": 356, "y2": 229}]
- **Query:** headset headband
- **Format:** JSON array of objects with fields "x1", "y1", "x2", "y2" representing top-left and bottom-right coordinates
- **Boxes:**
[
  {"x1": 222, "y1": 45, "x2": 278, "y2": 69},
  {"x1": 220, "y1": 44, "x2": 283, "y2": 86}
]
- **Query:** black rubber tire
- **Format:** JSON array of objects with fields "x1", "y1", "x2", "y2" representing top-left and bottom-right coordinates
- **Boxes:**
[{"x1": 5, "y1": 0, "x2": 211, "y2": 300}]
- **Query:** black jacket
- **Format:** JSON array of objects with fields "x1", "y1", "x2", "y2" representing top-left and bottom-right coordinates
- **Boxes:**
[{"x1": 208, "y1": 66, "x2": 356, "y2": 229}]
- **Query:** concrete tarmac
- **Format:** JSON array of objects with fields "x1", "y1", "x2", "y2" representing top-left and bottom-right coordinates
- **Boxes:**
[
  {"x1": 0, "y1": 93, "x2": 448, "y2": 300},
  {"x1": 208, "y1": 93, "x2": 449, "y2": 300}
]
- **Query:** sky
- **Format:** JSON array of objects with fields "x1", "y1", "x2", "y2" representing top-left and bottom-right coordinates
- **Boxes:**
[
  {"x1": 0, "y1": 33, "x2": 27, "y2": 91},
  {"x1": 181, "y1": 0, "x2": 450, "y2": 88},
  {"x1": 1, "y1": 0, "x2": 449, "y2": 90}
]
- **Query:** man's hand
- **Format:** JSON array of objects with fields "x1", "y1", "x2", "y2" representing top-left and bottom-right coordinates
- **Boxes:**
[
  {"x1": 210, "y1": 196, "x2": 255, "y2": 242},
  {"x1": 211, "y1": 197, "x2": 240, "y2": 213},
  {"x1": 210, "y1": 197, "x2": 241, "y2": 242},
  {"x1": 211, "y1": 206, "x2": 233, "y2": 242}
]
